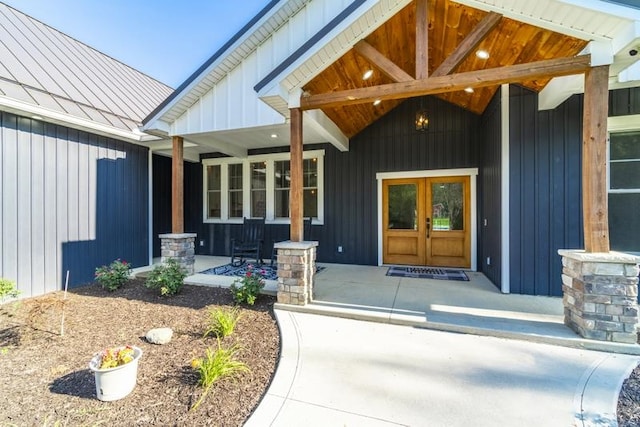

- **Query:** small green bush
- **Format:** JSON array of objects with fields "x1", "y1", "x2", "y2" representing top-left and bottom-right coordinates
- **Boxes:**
[
  {"x1": 145, "y1": 259, "x2": 187, "y2": 296},
  {"x1": 229, "y1": 264, "x2": 265, "y2": 305},
  {"x1": 94, "y1": 259, "x2": 131, "y2": 291},
  {"x1": 0, "y1": 278, "x2": 20, "y2": 302},
  {"x1": 204, "y1": 307, "x2": 242, "y2": 339},
  {"x1": 190, "y1": 340, "x2": 249, "y2": 411}
]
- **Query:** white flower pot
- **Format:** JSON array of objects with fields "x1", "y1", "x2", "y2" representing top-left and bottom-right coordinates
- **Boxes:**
[{"x1": 89, "y1": 346, "x2": 143, "y2": 401}]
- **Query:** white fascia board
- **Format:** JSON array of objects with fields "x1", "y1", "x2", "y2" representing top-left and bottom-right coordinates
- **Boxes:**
[
  {"x1": 611, "y1": 20, "x2": 640, "y2": 53},
  {"x1": 619, "y1": 60, "x2": 640, "y2": 82},
  {"x1": 583, "y1": 40, "x2": 614, "y2": 66},
  {"x1": 304, "y1": 109, "x2": 349, "y2": 151},
  {"x1": 0, "y1": 96, "x2": 150, "y2": 144},
  {"x1": 558, "y1": 0, "x2": 640, "y2": 21},
  {"x1": 257, "y1": 0, "x2": 398, "y2": 98},
  {"x1": 452, "y1": 0, "x2": 610, "y2": 41},
  {"x1": 538, "y1": 75, "x2": 585, "y2": 110}
]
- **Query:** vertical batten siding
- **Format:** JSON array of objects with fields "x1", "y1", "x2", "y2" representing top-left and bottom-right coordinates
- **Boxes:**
[
  {"x1": 0, "y1": 111, "x2": 149, "y2": 298},
  {"x1": 508, "y1": 86, "x2": 583, "y2": 296},
  {"x1": 168, "y1": 96, "x2": 481, "y2": 266},
  {"x1": 480, "y1": 90, "x2": 502, "y2": 288}
]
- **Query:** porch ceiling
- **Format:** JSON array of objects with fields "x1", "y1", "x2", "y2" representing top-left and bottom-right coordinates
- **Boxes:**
[{"x1": 302, "y1": 0, "x2": 588, "y2": 138}]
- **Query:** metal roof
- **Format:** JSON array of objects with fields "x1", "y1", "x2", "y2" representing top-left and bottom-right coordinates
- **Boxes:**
[{"x1": 0, "y1": 2, "x2": 173, "y2": 135}]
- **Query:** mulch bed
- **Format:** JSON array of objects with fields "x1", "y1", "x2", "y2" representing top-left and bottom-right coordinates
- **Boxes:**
[
  {"x1": 618, "y1": 362, "x2": 640, "y2": 427},
  {"x1": 0, "y1": 279, "x2": 279, "y2": 426}
]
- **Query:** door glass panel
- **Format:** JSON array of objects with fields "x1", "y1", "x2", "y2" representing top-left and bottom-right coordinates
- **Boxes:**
[
  {"x1": 431, "y1": 182, "x2": 463, "y2": 231},
  {"x1": 388, "y1": 184, "x2": 417, "y2": 230}
]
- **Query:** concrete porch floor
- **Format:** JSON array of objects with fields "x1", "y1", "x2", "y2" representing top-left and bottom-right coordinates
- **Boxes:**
[{"x1": 134, "y1": 255, "x2": 640, "y2": 355}]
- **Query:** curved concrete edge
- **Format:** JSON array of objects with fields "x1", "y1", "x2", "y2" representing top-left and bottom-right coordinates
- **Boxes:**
[
  {"x1": 574, "y1": 354, "x2": 640, "y2": 426},
  {"x1": 245, "y1": 309, "x2": 299, "y2": 427},
  {"x1": 274, "y1": 302, "x2": 640, "y2": 356}
]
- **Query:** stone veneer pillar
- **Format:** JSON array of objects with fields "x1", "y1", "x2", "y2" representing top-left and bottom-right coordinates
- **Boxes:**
[
  {"x1": 559, "y1": 249, "x2": 640, "y2": 344},
  {"x1": 159, "y1": 233, "x2": 197, "y2": 275},
  {"x1": 274, "y1": 241, "x2": 318, "y2": 305}
]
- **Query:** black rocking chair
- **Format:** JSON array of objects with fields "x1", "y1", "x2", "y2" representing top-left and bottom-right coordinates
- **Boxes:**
[
  {"x1": 270, "y1": 217, "x2": 313, "y2": 268},
  {"x1": 231, "y1": 217, "x2": 265, "y2": 266}
]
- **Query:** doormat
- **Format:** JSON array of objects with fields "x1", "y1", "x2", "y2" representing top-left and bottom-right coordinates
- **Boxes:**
[
  {"x1": 386, "y1": 266, "x2": 469, "y2": 281},
  {"x1": 201, "y1": 263, "x2": 324, "y2": 281}
]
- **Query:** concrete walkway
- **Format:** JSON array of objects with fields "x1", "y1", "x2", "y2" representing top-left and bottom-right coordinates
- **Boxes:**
[{"x1": 247, "y1": 311, "x2": 640, "y2": 427}]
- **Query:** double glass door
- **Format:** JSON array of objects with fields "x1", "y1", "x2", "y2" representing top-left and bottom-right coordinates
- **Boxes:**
[{"x1": 382, "y1": 176, "x2": 470, "y2": 268}]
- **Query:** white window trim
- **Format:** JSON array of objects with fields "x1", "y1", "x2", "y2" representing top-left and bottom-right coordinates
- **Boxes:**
[
  {"x1": 607, "y1": 115, "x2": 640, "y2": 194},
  {"x1": 202, "y1": 149, "x2": 325, "y2": 224}
]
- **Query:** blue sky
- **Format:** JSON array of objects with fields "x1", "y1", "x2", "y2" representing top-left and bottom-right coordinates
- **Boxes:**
[{"x1": 4, "y1": 0, "x2": 270, "y2": 88}]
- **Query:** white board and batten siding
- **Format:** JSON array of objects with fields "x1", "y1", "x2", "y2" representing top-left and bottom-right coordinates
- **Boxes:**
[
  {"x1": 1, "y1": 112, "x2": 149, "y2": 298},
  {"x1": 171, "y1": 0, "x2": 353, "y2": 136}
]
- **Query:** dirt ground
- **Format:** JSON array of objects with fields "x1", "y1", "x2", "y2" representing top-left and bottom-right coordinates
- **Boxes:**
[{"x1": 0, "y1": 279, "x2": 279, "y2": 426}]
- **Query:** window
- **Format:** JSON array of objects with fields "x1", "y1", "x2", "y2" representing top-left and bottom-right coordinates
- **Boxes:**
[
  {"x1": 228, "y1": 163, "x2": 243, "y2": 218},
  {"x1": 608, "y1": 125, "x2": 640, "y2": 254},
  {"x1": 250, "y1": 162, "x2": 267, "y2": 218},
  {"x1": 206, "y1": 165, "x2": 221, "y2": 219},
  {"x1": 202, "y1": 150, "x2": 324, "y2": 223}
]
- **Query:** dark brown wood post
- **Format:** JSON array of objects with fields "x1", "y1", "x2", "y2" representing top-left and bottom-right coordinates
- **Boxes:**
[
  {"x1": 290, "y1": 108, "x2": 304, "y2": 242},
  {"x1": 582, "y1": 65, "x2": 610, "y2": 253},
  {"x1": 172, "y1": 135, "x2": 184, "y2": 234},
  {"x1": 416, "y1": 0, "x2": 429, "y2": 79}
]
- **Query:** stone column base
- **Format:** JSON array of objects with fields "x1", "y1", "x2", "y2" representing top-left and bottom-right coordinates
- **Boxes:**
[
  {"x1": 159, "y1": 233, "x2": 197, "y2": 275},
  {"x1": 275, "y1": 241, "x2": 318, "y2": 306},
  {"x1": 559, "y1": 249, "x2": 640, "y2": 344}
]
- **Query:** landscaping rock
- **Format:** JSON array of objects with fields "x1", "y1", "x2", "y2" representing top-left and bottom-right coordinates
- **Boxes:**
[{"x1": 145, "y1": 327, "x2": 173, "y2": 345}]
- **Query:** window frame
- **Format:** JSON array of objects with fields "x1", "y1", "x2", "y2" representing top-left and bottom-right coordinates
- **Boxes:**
[
  {"x1": 607, "y1": 115, "x2": 640, "y2": 194},
  {"x1": 202, "y1": 149, "x2": 324, "y2": 224}
]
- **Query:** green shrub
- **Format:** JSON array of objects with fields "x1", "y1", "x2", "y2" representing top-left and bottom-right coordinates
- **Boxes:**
[
  {"x1": 145, "y1": 259, "x2": 187, "y2": 296},
  {"x1": 0, "y1": 278, "x2": 20, "y2": 302},
  {"x1": 204, "y1": 307, "x2": 242, "y2": 339},
  {"x1": 94, "y1": 259, "x2": 131, "y2": 291},
  {"x1": 190, "y1": 340, "x2": 249, "y2": 410},
  {"x1": 229, "y1": 265, "x2": 265, "y2": 305}
]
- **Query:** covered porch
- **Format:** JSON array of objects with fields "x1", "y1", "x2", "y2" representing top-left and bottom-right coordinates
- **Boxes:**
[{"x1": 135, "y1": 255, "x2": 640, "y2": 354}]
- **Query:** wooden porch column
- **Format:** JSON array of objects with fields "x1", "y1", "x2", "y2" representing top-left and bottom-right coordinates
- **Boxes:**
[
  {"x1": 172, "y1": 135, "x2": 184, "y2": 234},
  {"x1": 290, "y1": 108, "x2": 304, "y2": 242},
  {"x1": 582, "y1": 66, "x2": 610, "y2": 253}
]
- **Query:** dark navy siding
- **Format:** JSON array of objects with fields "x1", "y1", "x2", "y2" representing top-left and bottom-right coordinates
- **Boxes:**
[
  {"x1": 479, "y1": 90, "x2": 502, "y2": 287},
  {"x1": 0, "y1": 111, "x2": 149, "y2": 296},
  {"x1": 161, "y1": 95, "x2": 482, "y2": 266},
  {"x1": 508, "y1": 86, "x2": 640, "y2": 296},
  {"x1": 509, "y1": 86, "x2": 584, "y2": 296}
]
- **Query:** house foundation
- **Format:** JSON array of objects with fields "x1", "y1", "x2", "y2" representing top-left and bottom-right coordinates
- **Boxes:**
[
  {"x1": 275, "y1": 241, "x2": 318, "y2": 305},
  {"x1": 159, "y1": 233, "x2": 197, "y2": 275},
  {"x1": 559, "y1": 249, "x2": 640, "y2": 344}
]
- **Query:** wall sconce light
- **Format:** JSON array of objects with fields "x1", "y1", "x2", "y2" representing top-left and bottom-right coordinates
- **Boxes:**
[{"x1": 415, "y1": 108, "x2": 429, "y2": 131}]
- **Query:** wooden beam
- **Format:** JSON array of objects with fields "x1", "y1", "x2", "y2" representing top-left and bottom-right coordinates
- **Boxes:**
[
  {"x1": 301, "y1": 55, "x2": 591, "y2": 110},
  {"x1": 353, "y1": 40, "x2": 414, "y2": 82},
  {"x1": 415, "y1": 0, "x2": 429, "y2": 79},
  {"x1": 290, "y1": 108, "x2": 304, "y2": 242},
  {"x1": 582, "y1": 65, "x2": 610, "y2": 253},
  {"x1": 431, "y1": 11, "x2": 502, "y2": 77},
  {"x1": 171, "y1": 135, "x2": 184, "y2": 234}
]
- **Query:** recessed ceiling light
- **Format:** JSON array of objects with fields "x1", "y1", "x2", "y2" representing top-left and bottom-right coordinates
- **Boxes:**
[
  {"x1": 464, "y1": 87, "x2": 474, "y2": 93},
  {"x1": 363, "y1": 69, "x2": 374, "y2": 80},
  {"x1": 31, "y1": 115, "x2": 43, "y2": 120},
  {"x1": 476, "y1": 50, "x2": 490, "y2": 59},
  {"x1": 373, "y1": 99, "x2": 381, "y2": 106},
  {"x1": 270, "y1": 134, "x2": 278, "y2": 138}
]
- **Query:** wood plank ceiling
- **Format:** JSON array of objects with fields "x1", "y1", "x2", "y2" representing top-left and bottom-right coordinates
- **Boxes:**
[{"x1": 302, "y1": 0, "x2": 588, "y2": 138}]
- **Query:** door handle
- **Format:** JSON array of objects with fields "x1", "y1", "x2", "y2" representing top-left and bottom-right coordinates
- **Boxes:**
[{"x1": 426, "y1": 217, "x2": 431, "y2": 238}]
